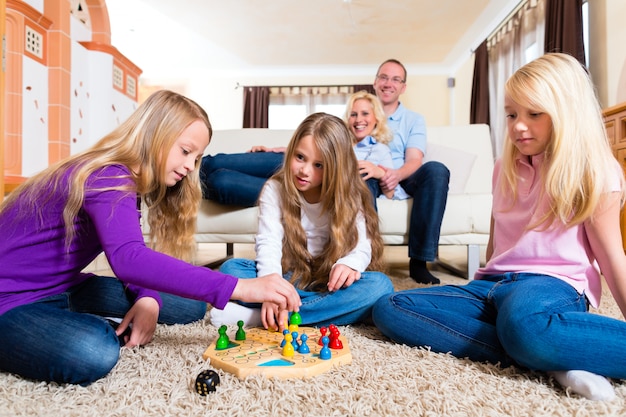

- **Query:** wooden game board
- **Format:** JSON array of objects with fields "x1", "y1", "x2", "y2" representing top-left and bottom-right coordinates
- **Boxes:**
[{"x1": 202, "y1": 326, "x2": 352, "y2": 379}]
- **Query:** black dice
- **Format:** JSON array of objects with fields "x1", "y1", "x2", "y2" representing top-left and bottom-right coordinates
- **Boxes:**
[{"x1": 195, "y1": 369, "x2": 220, "y2": 395}]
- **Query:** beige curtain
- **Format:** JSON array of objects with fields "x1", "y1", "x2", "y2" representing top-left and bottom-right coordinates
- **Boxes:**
[
  {"x1": 488, "y1": 0, "x2": 545, "y2": 157},
  {"x1": 265, "y1": 85, "x2": 376, "y2": 128},
  {"x1": 269, "y1": 86, "x2": 354, "y2": 112}
]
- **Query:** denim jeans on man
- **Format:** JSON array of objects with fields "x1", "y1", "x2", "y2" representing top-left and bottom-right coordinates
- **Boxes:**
[
  {"x1": 372, "y1": 273, "x2": 626, "y2": 378},
  {"x1": 0, "y1": 276, "x2": 206, "y2": 385},
  {"x1": 220, "y1": 258, "x2": 393, "y2": 327}
]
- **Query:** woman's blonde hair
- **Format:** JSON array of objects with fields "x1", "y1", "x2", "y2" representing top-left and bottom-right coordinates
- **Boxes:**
[
  {"x1": 500, "y1": 53, "x2": 625, "y2": 228},
  {"x1": 344, "y1": 90, "x2": 393, "y2": 145},
  {"x1": 271, "y1": 112, "x2": 386, "y2": 290},
  {"x1": 1, "y1": 90, "x2": 211, "y2": 262}
]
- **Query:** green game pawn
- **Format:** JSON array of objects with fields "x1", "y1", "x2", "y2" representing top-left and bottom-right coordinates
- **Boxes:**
[
  {"x1": 235, "y1": 320, "x2": 246, "y2": 341},
  {"x1": 289, "y1": 312, "x2": 302, "y2": 326},
  {"x1": 216, "y1": 325, "x2": 229, "y2": 350}
]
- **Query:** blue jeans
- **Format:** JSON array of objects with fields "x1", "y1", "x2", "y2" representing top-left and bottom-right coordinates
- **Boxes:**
[
  {"x1": 220, "y1": 258, "x2": 394, "y2": 327},
  {"x1": 200, "y1": 152, "x2": 284, "y2": 207},
  {"x1": 372, "y1": 273, "x2": 626, "y2": 378},
  {"x1": 400, "y1": 161, "x2": 449, "y2": 261},
  {"x1": 0, "y1": 276, "x2": 207, "y2": 385},
  {"x1": 365, "y1": 177, "x2": 381, "y2": 211}
]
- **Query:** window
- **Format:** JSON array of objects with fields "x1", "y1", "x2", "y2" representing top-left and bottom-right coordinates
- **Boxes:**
[
  {"x1": 268, "y1": 86, "x2": 356, "y2": 129},
  {"x1": 269, "y1": 105, "x2": 307, "y2": 129}
]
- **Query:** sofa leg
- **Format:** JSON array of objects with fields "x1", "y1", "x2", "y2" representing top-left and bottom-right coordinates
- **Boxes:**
[
  {"x1": 467, "y1": 244, "x2": 480, "y2": 281},
  {"x1": 435, "y1": 244, "x2": 481, "y2": 280},
  {"x1": 201, "y1": 243, "x2": 235, "y2": 269}
]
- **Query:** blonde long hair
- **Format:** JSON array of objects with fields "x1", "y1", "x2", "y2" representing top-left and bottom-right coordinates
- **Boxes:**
[
  {"x1": 344, "y1": 90, "x2": 393, "y2": 145},
  {"x1": 1, "y1": 90, "x2": 211, "y2": 261},
  {"x1": 272, "y1": 112, "x2": 386, "y2": 290},
  {"x1": 500, "y1": 53, "x2": 625, "y2": 228}
]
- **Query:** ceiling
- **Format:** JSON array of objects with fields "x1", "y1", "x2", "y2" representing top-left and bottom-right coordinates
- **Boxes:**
[{"x1": 107, "y1": 0, "x2": 522, "y2": 77}]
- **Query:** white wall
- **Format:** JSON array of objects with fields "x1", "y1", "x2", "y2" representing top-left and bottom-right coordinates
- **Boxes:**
[
  {"x1": 21, "y1": 57, "x2": 48, "y2": 176},
  {"x1": 108, "y1": 0, "x2": 475, "y2": 130},
  {"x1": 606, "y1": 0, "x2": 626, "y2": 105},
  {"x1": 70, "y1": 15, "x2": 138, "y2": 154},
  {"x1": 141, "y1": 64, "x2": 474, "y2": 131},
  {"x1": 24, "y1": 0, "x2": 44, "y2": 13},
  {"x1": 589, "y1": 0, "x2": 626, "y2": 108},
  {"x1": 70, "y1": 11, "x2": 93, "y2": 154}
]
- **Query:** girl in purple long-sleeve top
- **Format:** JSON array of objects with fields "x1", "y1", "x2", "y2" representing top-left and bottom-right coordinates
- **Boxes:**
[{"x1": 0, "y1": 90, "x2": 300, "y2": 386}]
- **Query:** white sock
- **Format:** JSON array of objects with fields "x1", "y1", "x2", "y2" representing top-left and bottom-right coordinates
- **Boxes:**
[
  {"x1": 103, "y1": 317, "x2": 122, "y2": 324},
  {"x1": 209, "y1": 302, "x2": 262, "y2": 328},
  {"x1": 549, "y1": 370, "x2": 616, "y2": 401}
]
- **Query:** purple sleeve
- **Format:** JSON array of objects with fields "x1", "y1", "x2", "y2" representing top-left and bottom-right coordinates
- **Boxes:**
[
  {"x1": 125, "y1": 283, "x2": 163, "y2": 308},
  {"x1": 83, "y1": 166, "x2": 238, "y2": 309}
]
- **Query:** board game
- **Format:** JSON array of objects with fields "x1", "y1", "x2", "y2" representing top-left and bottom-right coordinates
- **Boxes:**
[{"x1": 202, "y1": 325, "x2": 352, "y2": 379}]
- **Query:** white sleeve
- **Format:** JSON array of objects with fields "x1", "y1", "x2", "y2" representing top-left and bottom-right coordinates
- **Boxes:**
[
  {"x1": 335, "y1": 211, "x2": 372, "y2": 272},
  {"x1": 255, "y1": 180, "x2": 284, "y2": 277}
]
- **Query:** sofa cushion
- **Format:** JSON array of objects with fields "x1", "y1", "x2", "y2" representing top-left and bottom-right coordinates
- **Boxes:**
[
  {"x1": 145, "y1": 125, "x2": 493, "y2": 278},
  {"x1": 424, "y1": 143, "x2": 477, "y2": 194}
]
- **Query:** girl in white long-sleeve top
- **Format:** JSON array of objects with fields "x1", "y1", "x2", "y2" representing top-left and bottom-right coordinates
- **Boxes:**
[{"x1": 211, "y1": 112, "x2": 393, "y2": 330}]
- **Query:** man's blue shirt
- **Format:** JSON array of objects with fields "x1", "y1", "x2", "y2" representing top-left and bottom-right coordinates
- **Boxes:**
[{"x1": 386, "y1": 102, "x2": 427, "y2": 169}]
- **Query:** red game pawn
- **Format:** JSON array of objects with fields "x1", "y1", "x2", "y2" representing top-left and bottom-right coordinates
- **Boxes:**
[
  {"x1": 329, "y1": 326, "x2": 343, "y2": 350},
  {"x1": 318, "y1": 326, "x2": 328, "y2": 346}
]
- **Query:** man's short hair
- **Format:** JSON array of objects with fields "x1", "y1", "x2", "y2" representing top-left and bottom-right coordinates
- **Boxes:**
[{"x1": 376, "y1": 59, "x2": 407, "y2": 82}]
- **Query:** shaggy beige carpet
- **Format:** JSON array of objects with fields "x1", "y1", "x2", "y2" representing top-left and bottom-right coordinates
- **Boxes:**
[{"x1": 1, "y1": 249, "x2": 625, "y2": 416}]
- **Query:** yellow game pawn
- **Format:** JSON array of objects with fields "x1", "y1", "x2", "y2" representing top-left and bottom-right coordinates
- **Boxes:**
[{"x1": 282, "y1": 333, "x2": 295, "y2": 357}]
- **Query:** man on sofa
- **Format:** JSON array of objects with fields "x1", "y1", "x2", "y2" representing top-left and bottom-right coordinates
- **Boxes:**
[
  {"x1": 199, "y1": 58, "x2": 449, "y2": 284},
  {"x1": 371, "y1": 59, "x2": 449, "y2": 284}
]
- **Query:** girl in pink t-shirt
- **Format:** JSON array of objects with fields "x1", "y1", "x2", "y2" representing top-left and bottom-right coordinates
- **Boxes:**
[{"x1": 373, "y1": 53, "x2": 626, "y2": 401}]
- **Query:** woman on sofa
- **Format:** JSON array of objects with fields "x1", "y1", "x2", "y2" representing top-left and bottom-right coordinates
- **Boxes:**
[
  {"x1": 210, "y1": 112, "x2": 393, "y2": 330},
  {"x1": 0, "y1": 90, "x2": 300, "y2": 386},
  {"x1": 373, "y1": 53, "x2": 626, "y2": 401},
  {"x1": 345, "y1": 90, "x2": 405, "y2": 204}
]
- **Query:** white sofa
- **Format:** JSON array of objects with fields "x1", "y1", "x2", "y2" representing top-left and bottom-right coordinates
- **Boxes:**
[{"x1": 151, "y1": 125, "x2": 494, "y2": 278}]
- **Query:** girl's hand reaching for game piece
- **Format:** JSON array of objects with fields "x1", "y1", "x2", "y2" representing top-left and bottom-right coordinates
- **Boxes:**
[
  {"x1": 231, "y1": 273, "x2": 301, "y2": 313},
  {"x1": 116, "y1": 297, "x2": 160, "y2": 347},
  {"x1": 260, "y1": 302, "x2": 290, "y2": 332},
  {"x1": 328, "y1": 264, "x2": 361, "y2": 292}
]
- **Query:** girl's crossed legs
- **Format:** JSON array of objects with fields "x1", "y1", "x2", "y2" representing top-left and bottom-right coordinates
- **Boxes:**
[
  {"x1": 214, "y1": 258, "x2": 393, "y2": 327},
  {"x1": 372, "y1": 273, "x2": 626, "y2": 379},
  {"x1": 0, "y1": 276, "x2": 206, "y2": 385}
]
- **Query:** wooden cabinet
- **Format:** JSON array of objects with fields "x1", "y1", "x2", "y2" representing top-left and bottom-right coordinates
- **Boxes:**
[{"x1": 603, "y1": 102, "x2": 626, "y2": 250}]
